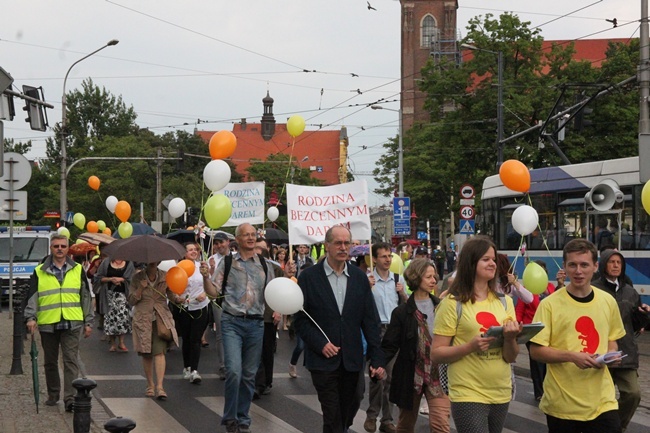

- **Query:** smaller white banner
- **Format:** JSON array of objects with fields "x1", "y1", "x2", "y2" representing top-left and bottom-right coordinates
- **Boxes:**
[{"x1": 216, "y1": 182, "x2": 265, "y2": 227}]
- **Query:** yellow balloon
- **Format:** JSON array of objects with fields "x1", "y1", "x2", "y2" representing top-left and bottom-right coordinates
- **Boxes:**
[
  {"x1": 73, "y1": 213, "x2": 86, "y2": 230},
  {"x1": 287, "y1": 115, "x2": 306, "y2": 138},
  {"x1": 642, "y1": 180, "x2": 650, "y2": 215},
  {"x1": 389, "y1": 253, "x2": 404, "y2": 274},
  {"x1": 118, "y1": 222, "x2": 133, "y2": 239}
]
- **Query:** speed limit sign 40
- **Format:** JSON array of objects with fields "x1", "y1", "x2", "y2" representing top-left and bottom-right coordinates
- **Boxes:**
[{"x1": 460, "y1": 205, "x2": 475, "y2": 219}]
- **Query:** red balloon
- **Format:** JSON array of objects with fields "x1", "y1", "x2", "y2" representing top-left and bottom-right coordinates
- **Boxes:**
[
  {"x1": 499, "y1": 159, "x2": 530, "y2": 193},
  {"x1": 209, "y1": 130, "x2": 237, "y2": 160},
  {"x1": 177, "y1": 259, "x2": 196, "y2": 278},
  {"x1": 166, "y1": 266, "x2": 188, "y2": 295}
]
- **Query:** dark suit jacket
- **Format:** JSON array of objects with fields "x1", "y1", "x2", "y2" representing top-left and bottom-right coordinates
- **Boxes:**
[{"x1": 294, "y1": 259, "x2": 385, "y2": 373}]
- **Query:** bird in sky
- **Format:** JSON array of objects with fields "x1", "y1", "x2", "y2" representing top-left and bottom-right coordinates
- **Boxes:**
[
  {"x1": 605, "y1": 18, "x2": 617, "y2": 28},
  {"x1": 350, "y1": 72, "x2": 359, "y2": 77},
  {"x1": 367, "y1": 1, "x2": 377, "y2": 11}
]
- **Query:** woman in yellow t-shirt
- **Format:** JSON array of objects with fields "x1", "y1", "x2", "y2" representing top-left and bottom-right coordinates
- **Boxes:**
[{"x1": 431, "y1": 236, "x2": 521, "y2": 433}]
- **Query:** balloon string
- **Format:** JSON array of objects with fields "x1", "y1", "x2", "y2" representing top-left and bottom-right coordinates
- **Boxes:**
[
  {"x1": 300, "y1": 308, "x2": 330, "y2": 343},
  {"x1": 525, "y1": 194, "x2": 562, "y2": 271},
  {"x1": 278, "y1": 137, "x2": 296, "y2": 202}
]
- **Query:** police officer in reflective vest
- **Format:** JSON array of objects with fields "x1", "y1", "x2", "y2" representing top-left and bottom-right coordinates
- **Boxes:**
[{"x1": 24, "y1": 234, "x2": 94, "y2": 412}]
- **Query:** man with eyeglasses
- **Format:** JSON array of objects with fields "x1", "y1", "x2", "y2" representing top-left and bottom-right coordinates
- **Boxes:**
[
  {"x1": 294, "y1": 225, "x2": 386, "y2": 433},
  {"x1": 24, "y1": 234, "x2": 93, "y2": 412},
  {"x1": 364, "y1": 242, "x2": 407, "y2": 433},
  {"x1": 204, "y1": 223, "x2": 273, "y2": 433}
]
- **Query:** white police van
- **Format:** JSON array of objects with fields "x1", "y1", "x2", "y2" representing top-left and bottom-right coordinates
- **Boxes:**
[{"x1": 0, "y1": 226, "x2": 54, "y2": 301}]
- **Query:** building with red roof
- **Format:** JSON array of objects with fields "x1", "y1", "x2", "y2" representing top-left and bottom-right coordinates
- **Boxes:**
[{"x1": 196, "y1": 92, "x2": 348, "y2": 186}]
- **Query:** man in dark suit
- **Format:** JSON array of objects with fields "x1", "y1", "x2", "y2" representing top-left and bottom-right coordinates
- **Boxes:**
[{"x1": 294, "y1": 226, "x2": 386, "y2": 433}]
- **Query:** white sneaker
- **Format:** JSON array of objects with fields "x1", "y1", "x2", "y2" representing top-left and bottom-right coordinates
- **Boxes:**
[
  {"x1": 289, "y1": 364, "x2": 297, "y2": 378},
  {"x1": 182, "y1": 367, "x2": 191, "y2": 380},
  {"x1": 190, "y1": 370, "x2": 202, "y2": 384},
  {"x1": 419, "y1": 402, "x2": 429, "y2": 415}
]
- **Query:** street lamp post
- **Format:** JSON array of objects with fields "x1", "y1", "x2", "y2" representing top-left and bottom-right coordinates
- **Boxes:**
[
  {"x1": 461, "y1": 44, "x2": 504, "y2": 169},
  {"x1": 371, "y1": 105, "x2": 403, "y2": 197},
  {"x1": 60, "y1": 39, "x2": 119, "y2": 225}
]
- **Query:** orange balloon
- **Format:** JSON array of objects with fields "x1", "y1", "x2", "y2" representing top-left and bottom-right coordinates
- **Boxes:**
[
  {"x1": 166, "y1": 266, "x2": 188, "y2": 295},
  {"x1": 115, "y1": 200, "x2": 131, "y2": 223},
  {"x1": 88, "y1": 175, "x2": 101, "y2": 191},
  {"x1": 103, "y1": 227, "x2": 112, "y2": 236},
  {"x1": 499, "y1": 159, "x2": 530, "y2": 193},
  {"x1": 86, "y1": 221, "x2": 99, "y2": 233},
  {"x1": 177, "y1": 259, "x2": 196, "y2": 278},
  {"x1": 209, "y1": 130, "x2": 237, "y2": 160}
]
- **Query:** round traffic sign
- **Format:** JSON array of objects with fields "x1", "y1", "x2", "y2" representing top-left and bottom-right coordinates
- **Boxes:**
[
  {"x1": 0, "y1": 152, "x2": 32, "y2": 190},
  {"x1": 459, "y1": 205, "x2": 475, "y2": 219},
  {"x1": 460, "y1": 184, "x2": 475, "y2": 199}
]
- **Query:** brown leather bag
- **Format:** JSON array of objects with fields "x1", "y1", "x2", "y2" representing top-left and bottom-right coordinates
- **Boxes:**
[{"x1": 156, "y1": 317, "x2": 172, "y2": 341}]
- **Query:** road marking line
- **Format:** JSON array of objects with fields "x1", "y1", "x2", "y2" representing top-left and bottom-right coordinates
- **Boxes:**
[{"x1": 101, "y1": 398, "x2": 190, "y2": 433}]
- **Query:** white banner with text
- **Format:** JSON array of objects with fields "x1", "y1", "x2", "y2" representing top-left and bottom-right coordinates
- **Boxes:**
[
  {"x1": 216, "y1": 181, "x2": 265, "y2": 227},
  {"x1": 286, "y1": 180, "x2": 371, "y2": 245}
]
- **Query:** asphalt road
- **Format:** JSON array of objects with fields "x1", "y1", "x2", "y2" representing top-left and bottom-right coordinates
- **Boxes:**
[{"x1": 79, "y1": 324, "x2": 650, "y2": 433}]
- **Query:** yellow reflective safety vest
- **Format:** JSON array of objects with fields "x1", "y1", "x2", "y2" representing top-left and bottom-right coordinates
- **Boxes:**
[{"x1": 35, "y1": 263, "x2": 84, "y2": 325}]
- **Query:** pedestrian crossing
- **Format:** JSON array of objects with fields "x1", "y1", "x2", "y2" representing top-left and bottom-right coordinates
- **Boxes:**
[{"x1": 88, "y1": 373, "x2": 650, "y2": 433}]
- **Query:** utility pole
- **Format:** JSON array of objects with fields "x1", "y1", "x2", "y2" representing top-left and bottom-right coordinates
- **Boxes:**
[
  {"x1": 156, "y1": 148, "x2": 163, "y2": 222},
  {"x1": 640, "y1": 0, "x2": 650, "y2": 182}
]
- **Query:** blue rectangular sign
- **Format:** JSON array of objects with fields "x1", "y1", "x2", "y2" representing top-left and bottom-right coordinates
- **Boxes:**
[{"x1": 393, "y1": 197, "x2": 411, "y2": 236}]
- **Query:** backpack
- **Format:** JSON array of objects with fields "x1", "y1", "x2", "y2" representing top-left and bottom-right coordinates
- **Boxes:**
[{"x1": 217, "y1": 253, "x2": 268, "y2": 306}]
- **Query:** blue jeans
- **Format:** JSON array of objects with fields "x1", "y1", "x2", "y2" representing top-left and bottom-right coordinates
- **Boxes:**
[
  {"x1": 290, "y1": 335, "x2": 305, "y2": 365},
  {"x1": 221, "y1": 313, "x2": 264, "y2": 427}
]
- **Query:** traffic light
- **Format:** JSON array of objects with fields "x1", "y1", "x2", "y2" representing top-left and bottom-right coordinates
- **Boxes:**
[
  {"x1": 574, "y1": 96, "x2": 593, "y2": 132},
  {"x1": 21, "y1": 85, "x2": 47, "y2": 131}
]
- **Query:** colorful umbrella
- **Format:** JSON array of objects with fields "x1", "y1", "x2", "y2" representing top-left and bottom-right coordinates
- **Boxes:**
[
  {"x1": 68, "y1": 242, "x2": 98, "y2": 257},
  {"x1": 350, "y1": 244, "x2": 370, "y2": 257}
]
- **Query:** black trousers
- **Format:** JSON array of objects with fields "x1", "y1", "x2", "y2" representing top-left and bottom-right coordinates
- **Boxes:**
[
  {"x1": 546, "y1": 409, "x2": 621, "y2": 433},
  {"x1": 255, "y1": 321, "x2": 277, "y2": 390},
  {"x1": 311, "y1": 365, "x2": 361, "y2": 433},
  {"x1": 175, "y1": 306, "x2": 209, "y2": 371}
]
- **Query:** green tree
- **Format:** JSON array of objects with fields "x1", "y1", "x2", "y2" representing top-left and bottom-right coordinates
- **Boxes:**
[{"x1": 374, "y1": 12, "x2": 638, "y2": 229}]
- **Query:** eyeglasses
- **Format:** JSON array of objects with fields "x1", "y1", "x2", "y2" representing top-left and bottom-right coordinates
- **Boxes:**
[
  {"x1": 238, "y1": 233, "x2": 257, "y2": 238},
  {"x1": 329, "y1": 241, "x2": 351, "y2": 248},
  {"x1": 52, "y1": 244, "x2": 68, "y2": 249}
]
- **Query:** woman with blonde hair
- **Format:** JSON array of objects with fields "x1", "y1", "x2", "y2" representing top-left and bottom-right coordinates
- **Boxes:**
[
  {"x1": 431, "y1": 236, "x2": 521, "y2": 433},
  {"x1": 382, "y1": 258, "x2": 450, "y2": 432}
]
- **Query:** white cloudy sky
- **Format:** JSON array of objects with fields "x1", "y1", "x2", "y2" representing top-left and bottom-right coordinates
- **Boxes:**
[{"x1": 0, "y1": 0, "x2": 640, "y2": 205}]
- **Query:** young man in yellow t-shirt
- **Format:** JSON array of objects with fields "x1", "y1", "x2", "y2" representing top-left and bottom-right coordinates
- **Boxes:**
[{"x1": 530, "y1": 239, "x2": 625, "y2": 433}]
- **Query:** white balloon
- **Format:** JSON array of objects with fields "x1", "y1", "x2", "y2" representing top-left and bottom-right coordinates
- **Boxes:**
[
  {"x1": 511, "y1": 205, "x2": 539, "y2": 236},
  {"x1": 267, "y1": 206, "x2": 279, "y2": 222},
  {"x1": 158, "y1": 260, "x2": 177, "y2": 272},
  {"x1": 264, "y1": 277, "x2": 304, "y2": 315},
  {"x1": 168, "y1": 197, "x2": 187, "y2": 219},
  {"x1": 105, "y1": 195, "x2": 118, "y2": 213},
  {"x1": 203, "y1": 160, "x2": 232, "y2": 192}
]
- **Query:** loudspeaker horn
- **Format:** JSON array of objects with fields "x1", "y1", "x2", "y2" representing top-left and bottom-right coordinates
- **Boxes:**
[{"x1": 584, "y1": 179, "x2": 624, "y2": 211}]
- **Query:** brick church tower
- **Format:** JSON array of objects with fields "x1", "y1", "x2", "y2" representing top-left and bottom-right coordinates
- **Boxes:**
[{"x1": 400, "y1": 1, "x2": 459, "y2": 130}]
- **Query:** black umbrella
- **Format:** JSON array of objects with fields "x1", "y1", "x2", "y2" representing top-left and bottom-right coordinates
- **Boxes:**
[
  {"x1": 30, "y1": 334, "x2": 39, "y2": 413},
  {"x1": 263, "y1": 228, "x2": 289, "y2": 244},
  {"x1": 101, "y1": 235, "x2": 187, "y2": 263}
]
